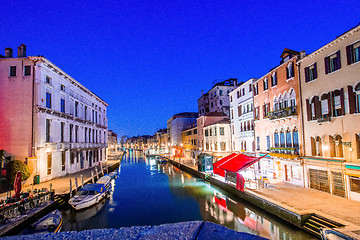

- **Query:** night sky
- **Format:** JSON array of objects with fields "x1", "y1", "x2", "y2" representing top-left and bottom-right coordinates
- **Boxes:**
[{"x1": 2, "y1": 0, "x2": 360, "y2": 137}]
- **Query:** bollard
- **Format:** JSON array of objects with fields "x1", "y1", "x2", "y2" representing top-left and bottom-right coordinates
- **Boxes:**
[
  {"x1": 100, "y1": 164, "x2": 104, "y2": 176},
  {"x1": 91, "y1": 171, "x2": 95, "y2": 183},
  {"x1": 50, "y1": 183, "x2": 52, "y2": 192},
  {"x1": 69, "y1": 179, "x2": 72, "y2": 198},
  {"x1": 95, "y1": 167, "x2": 99, "y2": 181},
  {"x1": 81, "y1": 174, "x2": 84, "y2": 187},
  {"x1": 75, "y1": 178, "x2": 78, "y2": 193}
]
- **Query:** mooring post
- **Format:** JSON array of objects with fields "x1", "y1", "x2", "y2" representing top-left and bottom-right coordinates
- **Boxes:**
[
  {"x1": 50, "y1": 183, "x2": 52, "y2": 192},
  {"x1": 69, "y1": 179, "x2": 72, "y2": 198},
  {"x1": 100, "y1": 163, "x2": 104, "y2": 176},
  {"x1": 81, "y1": 174, "x2": 84, "y2": 187},
  {"x1": 91, "y1": 171, "x2": 95, "y2": 183},
  {"x1": 75, "y1": 177, "x2": 78, "y2": 193},
  {"x1": 95, "y1": 167, "x2": 99, "y2": 181}
]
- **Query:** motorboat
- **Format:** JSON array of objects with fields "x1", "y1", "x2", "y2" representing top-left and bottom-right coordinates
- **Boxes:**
[
  {"x1": 21, "y1": 209, "x2": 62, "y2": 234},
  {"x1": 68, "y1": 183, "x2": 107, "y2": 210},
  {"x1": 320, "y1": 228, "x2": 356, "y2": 240},
  {"x1": 97, "y1": 175, "x2": 111, "y2": 190}
]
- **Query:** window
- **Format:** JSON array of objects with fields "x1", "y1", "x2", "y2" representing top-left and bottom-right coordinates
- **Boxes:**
[
  {"x1": 263, "y1": 103, "x2": 270, "y2": 118},
  {"x1": 75, "y1": 101, "x2": 79, "y2": 117},
  {"x1": 253, "y1": 83, "x2": 258, "y2": 95},
  {"x1": 286, "y1": 130, "x2": 292, "y2": 148},
  {"x1": 85, "y1": 128, "x2": 87, "y2": 143},
  {"x1": 9, "y1": 66, "x2": 16, "y2": 76},
  {"x1": 46, "y1": 92, "x2": 52, "y2": 108},
  {"x1": 46, "y1": 119, "x2": 51, "y2": 142},
  {"x1": 62, "y1": 152, "x2": 66, "y2": 171},
  {"x1": 214, "y1": 127, "x2": 217, "y2": 136},
  {"x1": 305, "y1": 63, "x2": 317, "y2": 82},
  {"x1": 24, "y1": 65, "x2": 31, "y2": 76},
  {"x1": 231, "y1": 109, "x2": 233, "y2": 119},
  {"x1": 335, "y1": 135, "x2": 344, "y2": 158},
  {"x1": 69, "y1": 124, "x2": 73, "y2": 143},
  {"x1": 219, "y1": 90, "x2": 223, "y2": 96},
  {"x1": 205, "y1": 129, "x2": 209, "y2": 137},
  {"x1": 60, "y1": 84, "x2": 65, "y2": 91},
  {"x1": 220, "y1": 100, "x2": 223, "y2": 105},
  {"x1": 60, "y1": 98, "x2": 65, "y2": 113},
  {"x1": 220, "y1": 142, "x2": 226, "y2": 151},
  {"x1": 238, "y1": 106, "x2": 242, "y2": 117},
  {"x1": 254, "y1": 107, "x2": 259, "y2": 120},
  {"x1": 84, "y1": 106, "x2": 87, "y2": 120},
  {"x1": 70, "y1": 151, "x2": 75, "y2": 164},
  {"x1": 346, "y1": 41, "x2": 360, "y2": 65},
  {"x1": 271, "y1": 72, "x2": 277, "y2": 86},
  {"x1": 242, "y1": 88, "x2": 245, "y2": 96},
  {"x1": 325, "y1": 51, "x2": 341, "y2": 74},
  {"x1": 60, "y1": 122, "x2": 65, "y2": 142},
  {"x1": 249, "y1": 84, "x2": 252, "y2": 92},
  {"x1": 280, "y1": 130, "x2": 285, "y2": 148},
  {"x1": 266, "y1": 136, "x2": 270, "y2": 151},
  {"x1": 256, "y1": 137, "x2": 260, "y2": 150},
  {"x1": 230, "y1": 96, "x2": 233, "y2": 102},
  {"x1": 355, "y1": 83, "x2": 360, "y2": 113},
  {"x1": 237, "y1": 91, "x2": 240, "y2": 98},
  {"x1": 263, "y1": 78, "x2": 268, "y2": 91},
  {"x1": 274, "y1": 131, "x2": 279, "y2": 147},
  {"x1": 293, "y1": 129, "x2": 299, "y2": 148},
  {"x1": 332, "y1": 89, "x2": 342, "y2": 117},
  {"x1": 286, "y1": 63, "x2": 294, "y2": 79},
  {"x1": 75, "y1": 125, "x2": 79, "y2": 143},
  {"x1": 45, "y1": 75, "x2": 52, "y2": 84},
  {"x1": 320, "y1": 94, "x2": 329, "y2": 118},
  {"x1": 47, "y1": 154, "x2": 52, "y2": 175},
  {"x1": 220, "y1": 127, "x2": 225, "y2": 135}
]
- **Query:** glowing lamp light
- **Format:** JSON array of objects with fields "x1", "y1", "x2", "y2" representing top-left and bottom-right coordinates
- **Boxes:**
[{"x1": 323, "y1": 145, "x2": 329, "y2": 150}]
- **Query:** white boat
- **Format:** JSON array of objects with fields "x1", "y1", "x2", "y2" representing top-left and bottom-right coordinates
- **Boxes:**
[
  {"x1": 68, "y1": 183, "x2": 107, "y2": 210},
  {"x1": 97, "y1": 175, "x2": 111, "y2": 190}
]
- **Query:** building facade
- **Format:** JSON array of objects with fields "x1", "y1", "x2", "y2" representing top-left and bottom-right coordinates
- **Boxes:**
[
  {"x1": 181, "y1": 123, "x2": 198, "y2": 158},
  {"x1": 229, "y1": 78, "x2": 256, "y2": 154},
  {"x1": 299, "y1": 25, "x2": 360, "y2": 201},
  {"x1": 254, "y1": 49, "x2": 305, "y2": 186},
  {"x1": 0, "y1": 45, "x2": 108, "y2": 181},
  {"x1": 203, "y1": 119, "x2": 231, "y2": 158},
  {"x1": 167, "y1": 112, "x2": 198, "y2": 148},
  {"x1": 198, "y1": 79, "x2": 240, "y2": 117}
]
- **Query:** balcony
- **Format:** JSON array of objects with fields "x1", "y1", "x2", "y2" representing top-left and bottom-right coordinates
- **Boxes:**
[
  {"x1": 269, "y1": 147, "x2": 299, "y2": 157},
  {"x1": 268, "y1": 106, "x2": 297, "y2": 120}
]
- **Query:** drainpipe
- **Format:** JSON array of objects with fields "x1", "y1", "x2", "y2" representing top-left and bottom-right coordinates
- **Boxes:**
[
  {"x1": 297, "y1": 58, "x2": 307, "y2": 187},
  {"x1": 31, "y1": 58, "x2": 39, "y2": 157}
]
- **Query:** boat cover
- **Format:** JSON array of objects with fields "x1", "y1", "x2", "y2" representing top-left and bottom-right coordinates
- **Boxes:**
[{"x1": 81, "y1": 183, "x2": 106, "y2": 193}]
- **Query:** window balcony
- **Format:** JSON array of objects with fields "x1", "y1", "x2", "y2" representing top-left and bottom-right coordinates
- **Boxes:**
[
  {"x1": 269, "y1": 146, "x2": 299, "y2": 156},
  {"x1": 268, "y1": 106, "x2": 297, "y2": 120}
]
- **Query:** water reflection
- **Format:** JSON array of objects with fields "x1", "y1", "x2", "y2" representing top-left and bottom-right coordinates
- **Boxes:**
[{"x1": 61, "y1": 152, "x2": 314, "y2": 240}]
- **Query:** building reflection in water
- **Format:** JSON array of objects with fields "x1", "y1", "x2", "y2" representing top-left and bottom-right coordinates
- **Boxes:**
[{"x1": 159, "y1": 160, "x2": 311, "y2": 240}]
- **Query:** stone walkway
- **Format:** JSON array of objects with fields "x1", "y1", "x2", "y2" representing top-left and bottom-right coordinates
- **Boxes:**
[{"x1": 0, "y1": 158, "x2": 122, "y2": 200}]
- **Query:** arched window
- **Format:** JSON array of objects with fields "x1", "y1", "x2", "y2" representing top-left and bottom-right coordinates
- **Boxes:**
[
  {"x1": 274, "y1": 130, "x2": 279, "y2": 148},
  {"x1": 286, "y1": 129, "x2": 292, "y2": 148},
  {"x1": 271, "y1": 72, "x2": 277, "y2": 86},
  {"x1": 320, "y1": 93, "x2": 329, "y2": 118},
  {"x1": 315, "y1": 137, "x2": 322, "y2": 156},
  {"x1": 283, "y1": 92, "x2": 289, "y2": 109},
  {"x1": 289, "y1": 89, "x2": 296, "y2": 108},
  {"x1": 293, "y1": 128, "x2": 299, "y2": 149},
  {"x1": 335, "y1": 135, "x2": 344, "y2": 158},
  {"x1": 311, "y1": 137, "x2": 316, "y2": 156},
  {"x1": 263, "y1": 77, "x2": 269, "y2": 91},
  {"x1": 329, "y1": 136, "x2": 335, "y2": 157},
  {"x1": 287, "y1": 62, "x2": 294, "y2": 79},
  {"x1": 280, "y1": 129, "x2": 285, "y2": 148},
  {"x1": 273, "y1": 96, "x2": 279, "y2": 111}
]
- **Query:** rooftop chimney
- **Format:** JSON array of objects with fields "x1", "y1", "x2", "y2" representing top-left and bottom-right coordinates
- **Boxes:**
[
  {"x1": 17, "y1": 44, "x2": 26, "y2": 57},
  {"x1": 201, "y1": 90, "x2": 204, "y2": 95},
  {"x1": 300, "y1": 50, "x2": 306, "y2": 59},
  {"x1": 5, "y1": 48, "x2": 13, "y2": 58}
]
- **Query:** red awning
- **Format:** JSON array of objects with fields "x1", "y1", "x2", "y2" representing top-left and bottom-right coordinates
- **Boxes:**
[
  {"x1": 212, "y1": 153, "x2": 238, "y2": 168},
  {"x1": 216, "y1": 153, "x2": 264, "y2": 173}
]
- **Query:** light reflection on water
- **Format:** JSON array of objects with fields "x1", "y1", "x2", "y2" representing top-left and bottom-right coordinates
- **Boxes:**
[{"x1": 61, "y1": 151, "x2": 315, "y2": 240}]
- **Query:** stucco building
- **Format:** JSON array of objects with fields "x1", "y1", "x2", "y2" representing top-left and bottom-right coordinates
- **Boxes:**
[
  {"x1": 299, "y1": 25, "x2": 360, "y2": 201},
  {"x1": 203, "y1": 118, "x2": 231, "y2": 158},
  {"x1": 0, "y1": 45, "x2": 108, "y2": 182},
  {"x1": 229, "y1": 78, "x2": 256, "y2": 154},
  {"x1": 167, "y1": 112, "x2": 198, "y2": 148},
  {"x1": 254, "y1": 48, "x2": 305, "y2": 186}
]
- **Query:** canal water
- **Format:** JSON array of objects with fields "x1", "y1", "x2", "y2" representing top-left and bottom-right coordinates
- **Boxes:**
[{"x1": 61, "y1": 151, "x2": 315, "y2": 239}]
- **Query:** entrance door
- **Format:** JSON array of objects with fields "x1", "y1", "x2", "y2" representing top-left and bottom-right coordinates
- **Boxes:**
[{"x1": 309, "y1": 169, "x2": 330, "y2": 193}]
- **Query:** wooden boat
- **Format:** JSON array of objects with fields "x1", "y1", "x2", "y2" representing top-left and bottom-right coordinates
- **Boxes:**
[
  {"x1": 320, "y1": 228, "x2": 355, "y2": 240},
  {"x1": 68, "y1": 183, "x2": 107, "y2": 210},
  {"x1": 96, "y1": 175, "x2": 111, "y2": 190},
  {"x1": 22, "y1": 209, "x2": 62, "y2": 234}
]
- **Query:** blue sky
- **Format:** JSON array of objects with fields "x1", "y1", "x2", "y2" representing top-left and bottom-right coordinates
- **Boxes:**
[{"x1": 1, "y1": 0, "x2": 360, "y2": 137}]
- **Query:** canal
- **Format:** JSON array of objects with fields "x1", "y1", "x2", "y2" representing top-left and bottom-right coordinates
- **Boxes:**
[{"x1": 61, "y1": 151, "x2": 315, "y2": 239}]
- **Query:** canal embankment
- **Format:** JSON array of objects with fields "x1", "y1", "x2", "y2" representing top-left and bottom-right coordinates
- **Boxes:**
[
  {"x1": 0, "y1": 152, "x2": 124, "y2": 237},
  {"x1": 166, "y1": 157, "x2": 360, "y2": 239}
]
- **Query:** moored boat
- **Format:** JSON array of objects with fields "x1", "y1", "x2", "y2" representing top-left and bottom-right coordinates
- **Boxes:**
[
  {"x1": 96, "y1": 175, "x2": 111, "y2": 190},
  {"x1": 68, "y1": 183, "x2": 107, "y2": 210},
  {"x1": 21, "y1": 209, "x2": 62, "y2": 235}
]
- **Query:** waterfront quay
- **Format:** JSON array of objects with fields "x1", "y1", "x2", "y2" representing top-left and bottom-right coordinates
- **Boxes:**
[{"x1": 167, "y1": 156, "x2": 360, "y2": 239}]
